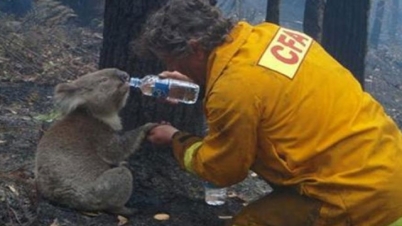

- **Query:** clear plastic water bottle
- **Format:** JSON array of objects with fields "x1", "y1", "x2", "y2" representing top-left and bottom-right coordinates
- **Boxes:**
[
  {"x1": 203, "y1": 181, "x2": 227, "y2": 206},
  {"x1": 129, "y1": 75, "x2": 199, "y2": 104}
]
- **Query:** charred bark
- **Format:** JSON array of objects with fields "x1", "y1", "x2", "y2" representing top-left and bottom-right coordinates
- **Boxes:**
[
  {"x1": 303, "y1": 0, "x2": 326, "y2": 42},
  {"x1": 265, "y1": 0, "x2": 280, "y2": 24},
  {"x1": 321, "y1": 0, "x2": 370, "y2": 89}
]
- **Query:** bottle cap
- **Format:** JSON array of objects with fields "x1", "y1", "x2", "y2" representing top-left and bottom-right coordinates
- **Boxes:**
[{"x1": 129, "y1": 77, "x2": 141, "y2": 87}]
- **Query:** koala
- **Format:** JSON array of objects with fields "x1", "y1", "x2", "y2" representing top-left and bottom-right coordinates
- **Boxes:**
[{"x1": 35, "y1": 68, "x2": 156, "y2": 216}]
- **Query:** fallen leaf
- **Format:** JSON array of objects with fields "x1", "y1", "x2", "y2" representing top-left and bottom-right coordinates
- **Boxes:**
[
  {"x1": 5, "y1": 108, "x2": 17, "y2": 114},
  {"x1": 227, "y1": 191, "x2": 237, "y2": 198},
  {"x1": 117, "y1": 215, "x2": 128, "y2": 226},
  {"x1": 0, "y1": 56, "x2": 9, "y2": 63},
  {"x1": 153, "y1": 213, "x2": 170, "y2": 221},
  {"x1": 218, "y1": 215, "x2": 232, "y2": 220},
  {"x1": 80, "y1": 211, "x2": 100, "y2": 217},
  {"x1": 33, "y1": 110, "x2": 61, "y2": 123},
  {"x1": 21, "y1": 116, "x2": 31, "y2": 121},
  {"x1": 6, "y1": 185, "x2": 19, "y2": 195}
]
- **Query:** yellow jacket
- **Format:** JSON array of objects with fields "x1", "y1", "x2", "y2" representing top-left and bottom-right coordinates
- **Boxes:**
[{"x1": 172, "y1": 21, "x2": 402, "y2": 226}]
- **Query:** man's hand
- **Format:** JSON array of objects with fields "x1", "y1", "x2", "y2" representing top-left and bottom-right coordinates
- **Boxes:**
[
  {"x1": 147, "y1": 123, "x2": 179, "y2": 146},
  {"x1": 157, "y1": 71, "x2": 194, "y2": 105},
  {"x1": 159, "y1": 70, "x2": 193, "y2": 82}
]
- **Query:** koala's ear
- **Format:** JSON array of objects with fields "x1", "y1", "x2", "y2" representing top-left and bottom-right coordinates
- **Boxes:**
[{"x1": 54, "y1": 83, "x2": 85, "y2": 115}]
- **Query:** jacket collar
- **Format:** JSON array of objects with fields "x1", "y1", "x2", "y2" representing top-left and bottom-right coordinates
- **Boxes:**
[{"x1": 205, "y1": 21, "x2": 253, "y2": 98}]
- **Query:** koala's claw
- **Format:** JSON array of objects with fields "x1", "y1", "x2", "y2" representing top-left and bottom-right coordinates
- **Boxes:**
[{"x1": 142, "y1": 123, "x2": 158, "y2": 133}]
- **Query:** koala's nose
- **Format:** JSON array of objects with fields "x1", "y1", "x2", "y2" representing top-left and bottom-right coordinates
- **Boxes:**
[{"x1": 116, "y1": 70, "x2": 129, "y2": 82}]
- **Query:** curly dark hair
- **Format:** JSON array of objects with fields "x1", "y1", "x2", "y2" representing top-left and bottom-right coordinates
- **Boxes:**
[{"x1": 135, "y1": 0, "x2": 234, "y2": 58}]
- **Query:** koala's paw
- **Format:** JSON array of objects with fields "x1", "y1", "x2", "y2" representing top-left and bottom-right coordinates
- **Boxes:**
[
  {"x1": 141, "y1": 123, "x2": 158, "y2": 133},
  {"x1": 128, "y1": 123, "x2": 158, "y2": 152}
]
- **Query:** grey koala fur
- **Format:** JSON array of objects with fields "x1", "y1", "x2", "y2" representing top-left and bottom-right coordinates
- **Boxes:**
[{"x1": 35, "y1": 68, "x2": 156, "y2": 216}]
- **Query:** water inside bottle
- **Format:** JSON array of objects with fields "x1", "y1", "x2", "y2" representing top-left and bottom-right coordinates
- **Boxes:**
[
  {"x1": 139, "y1": 82, "x2": 153, "y2": 95},
  {"x1": 130, "y1": 76, "x2": 199, "y2": 104},
  {"x1": 167, "y1": 80, "x2": 199, "y2": 104}
]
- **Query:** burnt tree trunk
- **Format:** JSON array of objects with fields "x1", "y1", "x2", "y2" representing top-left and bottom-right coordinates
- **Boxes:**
[
  {"x1": 99, "y1": 1, "x2": 237, "y2": 225},
  {"x1": 370, "y1": 0, "x2": 385, "y2": 49},
  {"x1": 100, "y1": 0, "x2": 205, "y2": 133},
  {"x1": 321, "y1": 0, "x2": 370, "y2": 89},
  {"x1": 303, "y1": 0, "x2": 326, "y2": 42},
  {"x1": 265, "y1": 0, "x2": 280, "y2": 24}
]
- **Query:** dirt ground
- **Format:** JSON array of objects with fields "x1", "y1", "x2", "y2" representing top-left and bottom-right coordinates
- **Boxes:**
[{"x1": 1, "y1": 5, "x2": 402, "y2": 226}]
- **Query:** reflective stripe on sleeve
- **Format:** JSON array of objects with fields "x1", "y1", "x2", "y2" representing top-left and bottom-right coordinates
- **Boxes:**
[
  {"x1": 389, "y1": 217, "x2": 402, "y2": 226},
  {"x1": 184, "y1": 141, "x2": 203, "y2": 174}
]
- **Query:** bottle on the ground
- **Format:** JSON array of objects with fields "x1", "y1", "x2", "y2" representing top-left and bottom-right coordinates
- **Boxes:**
[
  {"x1": 203, "y1": 181, "x2": 227, "y2": 206},
  {"x1": 130, "y1": 75, "x2": 200, "y2": 104}
]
